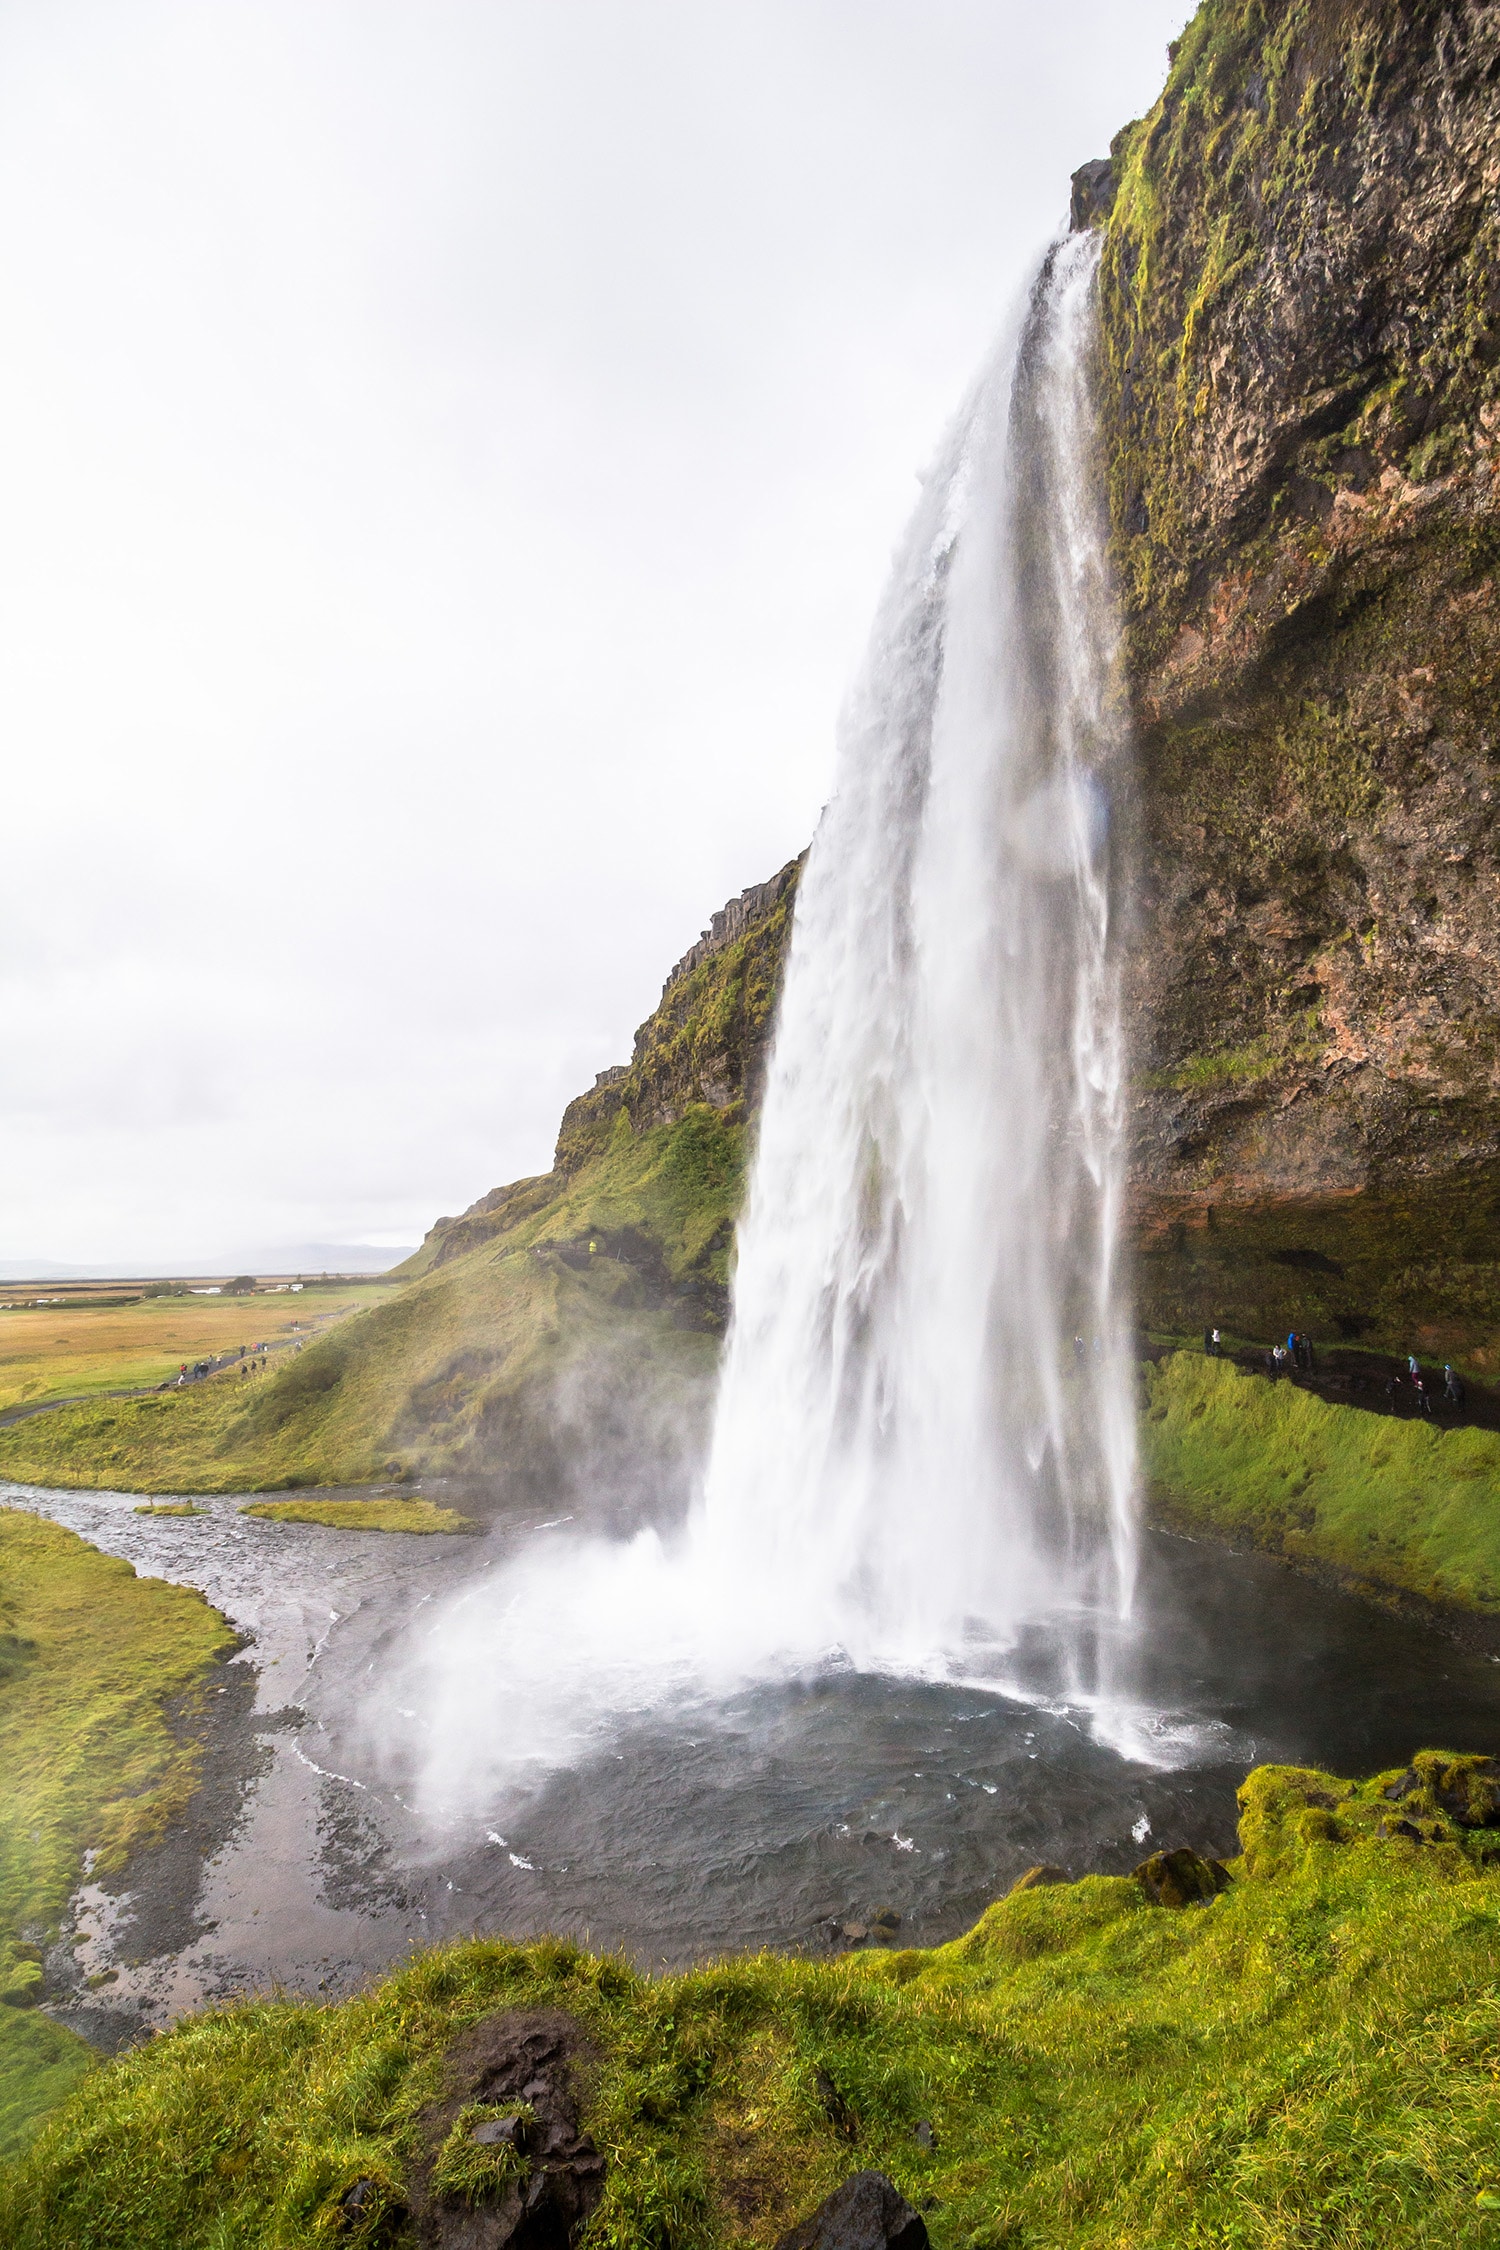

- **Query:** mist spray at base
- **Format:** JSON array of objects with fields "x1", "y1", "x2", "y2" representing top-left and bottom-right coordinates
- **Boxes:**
[{"x1": 388, "y1": 233, "x2": 1149, "y2": 1819}]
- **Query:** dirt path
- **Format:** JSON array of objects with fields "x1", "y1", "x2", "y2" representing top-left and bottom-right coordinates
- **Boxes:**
[{"x1": 1142, "y1": 1336, "x2": 1500, "y2": 1435}]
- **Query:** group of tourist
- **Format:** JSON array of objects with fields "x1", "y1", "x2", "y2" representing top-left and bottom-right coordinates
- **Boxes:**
[
  {"x1": 168, "y1": 1341, "x2": 288, "y2": 1389},
  {"x1": 1200, "y1": 1325, "x2": 1469, "y2": 1417}
]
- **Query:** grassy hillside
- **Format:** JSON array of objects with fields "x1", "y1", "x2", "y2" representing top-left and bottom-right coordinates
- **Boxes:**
[
  {"x1": 0, "y1": 863, "x2": 795, "y2": 1504},
  {"x1": 1142, "y1": 1350, "x2": 1500, "y2": 1614},
  {"x1": 0, "y1": 1107, "x2": 737, "y2": 1502},
  {"x1": 0, "y1": 1510, "x2": 236, "y2": 2161},
  {"x1": 6, "y1": 1755, "x2": 1500, "y2": 2246}
]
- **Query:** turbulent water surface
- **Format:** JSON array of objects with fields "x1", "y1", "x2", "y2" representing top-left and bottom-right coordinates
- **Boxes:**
[{"x1": 7, "y1": 1477, "x2": 1500, "y2": 2040}]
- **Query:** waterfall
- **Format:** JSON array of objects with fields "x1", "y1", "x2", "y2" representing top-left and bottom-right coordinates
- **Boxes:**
[
  {"x1": 694, "y1": 230, "x2": 1136, "y2": 1674},
  {"x1": 397, "y1": 234, "x2": 1140, "y2": 1816}
]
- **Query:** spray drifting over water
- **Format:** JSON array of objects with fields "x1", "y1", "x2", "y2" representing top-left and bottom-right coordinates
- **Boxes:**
[{"x1": 401, "y1": 234, "x2": 1140, "y2": 1804}]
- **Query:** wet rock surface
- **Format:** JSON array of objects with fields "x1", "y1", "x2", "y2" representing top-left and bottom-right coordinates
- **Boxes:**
[
  {"x1": 1134, "y1": 1846, "x2": 1231, "y2": 1909},
  {"x1": 409, "y1": 2009, "x2": 604, "y2": 2250},
  {"x1": 1089, "y1": 0, "x2": 1500, "y2": 1348},
  {"x1": 774, "y1": 2169, "x2": 929, "y2": 2250}
]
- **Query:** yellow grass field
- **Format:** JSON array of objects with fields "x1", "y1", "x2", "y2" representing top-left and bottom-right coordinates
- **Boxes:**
[{"x1": 0, "y1": 1285, "x2": 400, "y2": 1418}]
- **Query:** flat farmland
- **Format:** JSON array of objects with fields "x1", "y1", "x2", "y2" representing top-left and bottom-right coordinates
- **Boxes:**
[{"x1": 0, "y1": 1285, "x2": 400, "y2": 1416}]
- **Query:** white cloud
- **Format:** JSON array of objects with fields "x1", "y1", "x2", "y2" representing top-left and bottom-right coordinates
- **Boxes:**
[{"x1": 0, "y1": 0, "x2": 1189, "y2": 1267}]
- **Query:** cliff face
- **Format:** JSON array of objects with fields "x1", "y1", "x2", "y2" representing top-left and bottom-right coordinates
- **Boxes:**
[
  {"x1": 1085, "y1": 0, "x2": 1500, "y2": 1355},
  {"x1": 552, "y1": 859, "x2": 800, "y2": 1175},
  {"x1": 409, "y1": 0, "x2": 1500, "y2": 1377},
  {"x1": 404, "y1": 862, "x2": 799, "y2": 1279}
]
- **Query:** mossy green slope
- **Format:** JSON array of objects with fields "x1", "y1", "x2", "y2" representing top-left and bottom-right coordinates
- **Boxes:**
[
  {"x1": 7, "y1": 1759, "x2": 1500, "y2": 2246},
  {"x1": 0, "y1": 1510, "x2": 235, "y2": 2160},
  {"x1": 1143, "y1": 1349, "x2": 1500, "y2": 1613}
]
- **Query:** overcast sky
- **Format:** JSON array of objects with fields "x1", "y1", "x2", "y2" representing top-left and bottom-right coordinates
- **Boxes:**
[{"x1": 1, "y1": 0, "x2": 1187, "y2": 1273}]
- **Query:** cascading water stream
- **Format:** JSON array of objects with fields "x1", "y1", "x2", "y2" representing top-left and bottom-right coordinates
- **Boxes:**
[
  {"x1": 394, "y1": 232, "x2": 1143, "y2": 1810},
  {"x1": 695, "y1": 229, "x2": 1136, "y2": 1678}
]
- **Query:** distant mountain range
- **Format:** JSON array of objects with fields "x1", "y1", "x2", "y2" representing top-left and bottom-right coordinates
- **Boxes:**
[{"x1": 0, "y1": 1244, "x2": 417, "y2": 1282}]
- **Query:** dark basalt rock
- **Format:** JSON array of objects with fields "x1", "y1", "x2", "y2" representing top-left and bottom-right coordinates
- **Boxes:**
[
  {"x1": 774, "y1": 2170, "x2": 930, "y2": 2250},
  {"x1": 409, "y1": 2009, "x2": 604, "y2": 2249},
  {"x1": 1378, "y1": 1817, "x2": 1424, "y2": 1842},
  {"x1": 1069, "y1": 155, "x2": 1115, "y2": 231},
  {"x1": 1381, "y1": 1752, "x2": 1500, "y2": 1830},
  {"x1": 1093, "y1": 0, "x2": 1500, "y2": 1353},
  {"x1": 1135, "y1": 1846, "x2": 1231, "y2": 1907},
  {"x1": 338, "y1": 2176, "x2": 402, "y2": 2241}
]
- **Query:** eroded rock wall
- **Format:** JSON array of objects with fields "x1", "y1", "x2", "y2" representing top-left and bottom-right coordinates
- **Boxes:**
[{"x1": 1086, "y1": 0, "x2": 1500, "y2": 1352}]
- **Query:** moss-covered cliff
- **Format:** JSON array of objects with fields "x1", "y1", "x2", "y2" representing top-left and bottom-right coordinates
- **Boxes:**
[
  {"x1": 1085, "y1": 0, "x2": 1500, "y2": 1356},
  {"x1": 402, "y1": 860, "x2": 799, "y2": 1278}
]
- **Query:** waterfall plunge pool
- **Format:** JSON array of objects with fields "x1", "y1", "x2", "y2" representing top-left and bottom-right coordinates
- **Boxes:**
[{"x1": 6, "y1": 1476, "x2": 1499, "y2": 2053}]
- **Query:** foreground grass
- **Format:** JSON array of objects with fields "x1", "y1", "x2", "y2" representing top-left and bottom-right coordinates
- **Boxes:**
[
  {"x1": 1142, "y1": 1350, "x2": 1500, "y2": 1613},
  {"x1": 0, "y1": 1510, "x2": 235, "y2": 2160},
  {"x1": 0, "y1": 1286, "x2": 396, "y2": 1418},
  {"x1": 240, "y1": 1498, "x2": 475, "y2": 1534},
  {"x1": 5, "y1": 1757, "x2": 1500, "y2": 2246}
]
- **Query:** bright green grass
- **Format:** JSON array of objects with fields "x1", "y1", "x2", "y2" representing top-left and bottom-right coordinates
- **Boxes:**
[
  {"x1": 5, "y1": 1758, "x2": 1500, "y2": 2246},
  {"x1": 1141, "y1": 1350, "x2": 1500, "y2": 1611},
  {"x1": 239, "y1": 1498, "x2": 474, "y2": 1535},
  {"x1": 0, "y1": 1509, "x2": 235, "y2": 2160}
]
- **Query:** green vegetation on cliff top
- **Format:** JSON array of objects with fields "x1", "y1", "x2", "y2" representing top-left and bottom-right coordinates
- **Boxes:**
[
  {"x1": 0, "y1": 1509, "x2": 235, "y2": 2161},
  {"x1": 7, "y1": 1756, "x2": 1500, "y2": 2246},
  {"x1": 1142, "y1": 1350, "x2": 1500, "y2": 1614}
]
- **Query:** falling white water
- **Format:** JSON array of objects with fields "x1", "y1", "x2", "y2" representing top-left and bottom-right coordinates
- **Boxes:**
[
  {"x1": 695, "y1": 229, "x2": 1136, "y2": 1673},
  {"x1": 395, "y1": 233, "x2": 1141, "y2": 1809}
]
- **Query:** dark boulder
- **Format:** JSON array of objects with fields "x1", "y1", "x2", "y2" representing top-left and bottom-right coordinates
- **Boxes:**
[
  {"x1": 1381, "y1": 1754, "x2": 1500, "y2": 1831},
  {"x1": 1134, "y1": 1847, "x2": 1230, "y2": 1908},
  {"x1": 774, "y1": 2170, "x2": 930, "y2": 2250},
  {"x1": 408, "y1": 2009, "x2": 604, "y2": 2249}
]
